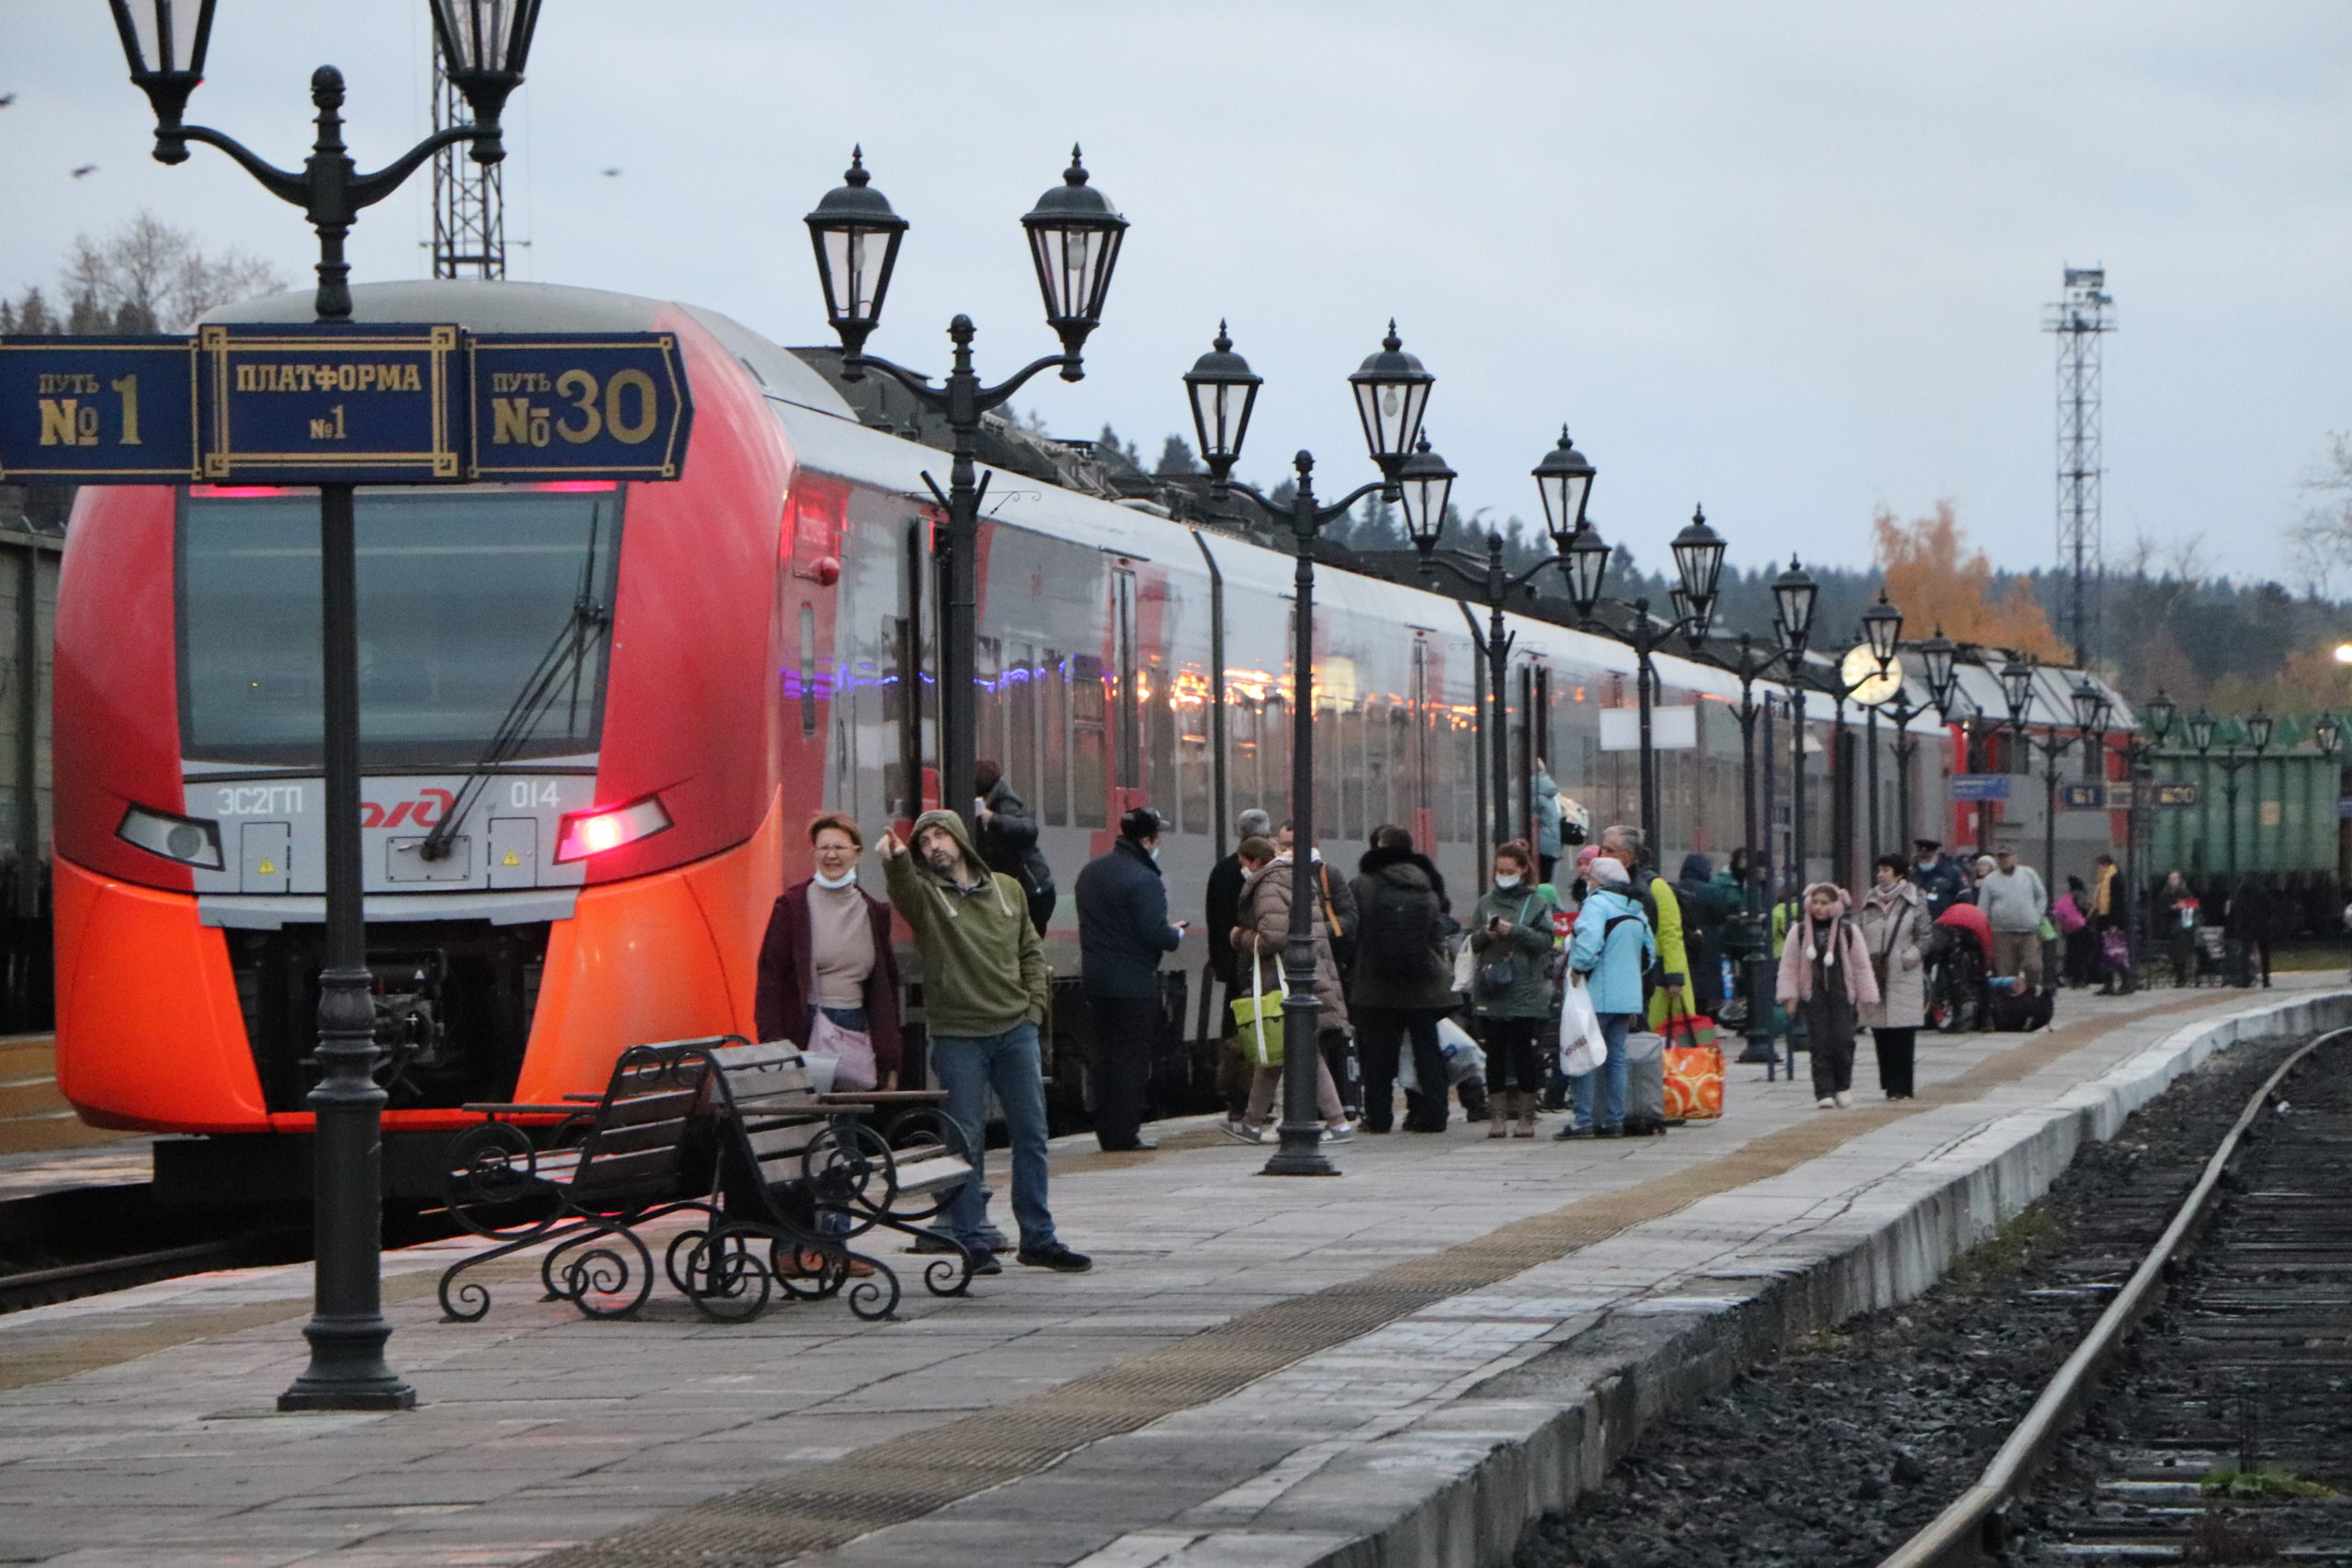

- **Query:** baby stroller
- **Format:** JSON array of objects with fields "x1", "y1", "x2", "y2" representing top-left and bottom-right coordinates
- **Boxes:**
[{"x1": 1927, "y1": 922, "x2": 1988, "y2": 1033}]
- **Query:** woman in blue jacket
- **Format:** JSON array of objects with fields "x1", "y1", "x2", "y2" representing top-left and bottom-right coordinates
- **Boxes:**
[{"x1": 1558, "y1": 856, "x2": 1657, "y2": 1138}]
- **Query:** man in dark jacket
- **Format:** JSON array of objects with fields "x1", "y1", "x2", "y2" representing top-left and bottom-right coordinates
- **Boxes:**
[
  {"x1": 1074, "y1": 807, "x2": 1186, "y2": 1150},
  {"x1": 1349, "y1": 828, "x2": 1456, "y2": 1132},
  {"x1": 1909, "y1": 839, "x2": 1965, "y2": 918},
  {"x1": 1672, "y1": 851, "x2": 1726, "y2": 1016},
  {"x1": 975, "y1": 759, "x2": 1056, "y2": 937}
]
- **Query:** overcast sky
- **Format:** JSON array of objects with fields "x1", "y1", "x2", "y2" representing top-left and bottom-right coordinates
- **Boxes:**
[{"x1": 6, "y1": 2, "x2": 2348, "y2": 590}]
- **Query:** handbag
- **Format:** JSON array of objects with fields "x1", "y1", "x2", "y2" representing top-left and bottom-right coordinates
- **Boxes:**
[
  {"x1": 1557, "y1": 973, "x2": 1603, "y2": 1077},
  {"x1": 2101, "y1": 927, "x2": 2132, "y2": 972},
  {"x1": 1229, "y1": 959, "x2": 1288, "y2": 1068},
  {"x1": 808, "y1": 1010, "x2": 878, "y2": 1093},
  {"x1": 1475, "y1": 895, "x2": 1537, "y2": 1000},
  {"x1": 1660, "y1": 998, "x2": 1723, "y2": 1121},
  {"x1": 1451, "y1": 939, "x2": 1476, "y2": 994}
]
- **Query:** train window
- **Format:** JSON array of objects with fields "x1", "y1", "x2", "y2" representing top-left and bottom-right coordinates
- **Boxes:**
[
  {"x1": 1178, "y1": 670, "x2": 1210, "y2": 835},
  {"x1": 798, "y1": 604, "x2": 819, "y2": 739},
  {"x1": 179, "y1": 487, "x2": 619, "y2": 766},
  {"x1": 1071, "y1": 653, "x2": 1108, "y2": 829},
  {"x1": 975, "y1": 637, "x2": 1003, "y2": 785},
  {"x1": 1230, "y1": 694, "x2": 1260, "y2": 817},
  {"x1": 1338, "y1": 702, "x2": 1365, "y2": 843},
  {"x1": 1261, "y1": 693, "x2": 1288, "y2": 822},
  {"x1": 1148, "y1": 661, "x2": 1177, "y2": 827},
  {"x1": 1009, "y1": 643, "x2": 1039, "y2": 820},
  {"x1": 1042, "y1": 649, "x2": 1069, "y2": 827}
]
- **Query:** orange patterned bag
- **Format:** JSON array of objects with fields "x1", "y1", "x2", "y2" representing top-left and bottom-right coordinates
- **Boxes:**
[{"x1": 1661, "y1": 1005, "x2": 1724, "y2": 1121}]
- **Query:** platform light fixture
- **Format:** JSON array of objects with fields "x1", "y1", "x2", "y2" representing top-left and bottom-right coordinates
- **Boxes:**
[
  {"x1": 1669, "y1": 506, "x2": 1726, "y2": 611},
  {"x1": 802, "y1": 148, "x2": 908, "y2": 365},
  {"x1": 1859, "y1": 592, "x2": 1904, "y2": 669},
  {"x1": 1771, "y1": 556, "x2": 1819, "y2": 651},
  {"x1": 1182, "y1": 322, "x2": 1261, "y2": 488},
  {"x1": 1532, "y1": 427, "x2": 1596, "y2": 547},
  {"x1": 1348, "y1": 323, "x2": 1434, "y2": 475},
  {"x1": 1396, "y1": 434, "x2": 1456, "y2": 546}
]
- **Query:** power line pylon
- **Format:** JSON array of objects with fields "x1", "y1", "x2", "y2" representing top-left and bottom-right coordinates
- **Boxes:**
[
  {"x1": 2045, "y1": 266, "x2": 2113, "y2": 664},
  {"x1": 430, "y1": 35, "x2": 505, "y2": 279}
]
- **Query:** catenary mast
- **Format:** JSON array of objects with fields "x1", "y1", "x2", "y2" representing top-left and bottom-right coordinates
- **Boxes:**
[{"x1": 2045, "y1": 266, "x2": 2113, "y2": 663}]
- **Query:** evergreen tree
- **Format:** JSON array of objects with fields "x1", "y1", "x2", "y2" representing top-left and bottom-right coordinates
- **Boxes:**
[{"x1": 1154, "y1": 434, "x2": 1201, "y2": 476}]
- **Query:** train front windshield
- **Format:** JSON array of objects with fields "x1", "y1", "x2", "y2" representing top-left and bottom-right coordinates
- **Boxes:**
[{"x1": 178, "y1": 486, "x2": 623, "y2": 767}]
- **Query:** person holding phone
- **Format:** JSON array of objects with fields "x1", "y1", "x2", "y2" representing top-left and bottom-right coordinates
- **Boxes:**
[{"x1": 1073, "y1": 807, "x2": 1187, "y2": 1151}]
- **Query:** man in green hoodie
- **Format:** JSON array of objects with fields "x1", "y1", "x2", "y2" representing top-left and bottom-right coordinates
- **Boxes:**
[{"x1": 882, "y1": 809, "x2": 1091, "y2": 1274}]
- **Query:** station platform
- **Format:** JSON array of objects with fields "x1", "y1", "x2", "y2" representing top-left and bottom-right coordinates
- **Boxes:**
[{"x1": 1, "y1": 977, "x2": 2342, "y2": 1568}]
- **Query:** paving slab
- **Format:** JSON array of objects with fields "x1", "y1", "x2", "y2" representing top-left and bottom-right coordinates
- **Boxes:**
[{"x1": 0, "y1": 980, "x2": 2338, "y2": 1568}]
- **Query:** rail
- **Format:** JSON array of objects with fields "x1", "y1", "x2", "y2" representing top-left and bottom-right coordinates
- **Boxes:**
[{"x1": 1871, "y1": 1024, "x2": 2347, "y2": 1568}]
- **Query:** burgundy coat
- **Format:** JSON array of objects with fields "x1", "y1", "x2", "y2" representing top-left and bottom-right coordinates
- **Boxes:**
[{"x1": 753, "y1": 881, "x2": 904, "y2": 1075}]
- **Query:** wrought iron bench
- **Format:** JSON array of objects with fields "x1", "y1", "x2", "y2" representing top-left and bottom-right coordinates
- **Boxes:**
[
  {"x1": 437, "y1": 1039, "x2": 721, "y2": 1321},
  {"x1": 666, "y1": 1039, "x2": 978, "y2": 1322}
]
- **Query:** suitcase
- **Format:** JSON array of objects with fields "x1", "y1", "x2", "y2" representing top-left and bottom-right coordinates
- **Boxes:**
[{"x1": 1623, "y1": 1030, "x2": 1669, "y2": 1134}]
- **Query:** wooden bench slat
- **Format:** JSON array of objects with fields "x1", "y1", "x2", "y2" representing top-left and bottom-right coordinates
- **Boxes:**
[
  {"x1": 571, "y1": 1145, "x2": 690, "y2": 1191},
  {"x1": 594, "y1": 1089, "x2": 706, "y2": 1130}
]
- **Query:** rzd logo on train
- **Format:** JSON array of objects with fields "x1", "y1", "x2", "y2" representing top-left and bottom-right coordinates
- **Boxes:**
[{"x1": 361, "y1": 788, "x2": 455, "y2": 829}]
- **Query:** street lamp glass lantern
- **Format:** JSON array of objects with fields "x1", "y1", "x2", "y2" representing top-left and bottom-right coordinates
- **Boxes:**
[
  {"x1": 1920, "y1": 627, "x2": 1957, "y2": 709},
  {"x1": 2071, "y1": 678, "x2": 2105, "y2": 732},
  {"x1": 427, "y1": 0, "x2": 542, "y2": 76},
  {"x1": 805, "y1": 148, "x2": 909, "y2": 357},
  {"x1": 1182, "y1": 321, "x2": 1260, "y2": 482},
  {"x1": 2188, "y1": 710, "x2": 2217, "y2": 753},
  {"x1": 1348, "y1": 321, "x2": 1433, "y2": 472},
  {"x1": 2000, "y1": 659, "x2": 2035, "y2": 725},
  {"x1": 2316, "y1": 715, "x2": 2341, "y2": 757},
  {"x1": 1771, "y1": 556, "x2": 1818, "y2": 649},
  {"x1": 1396, "y1": 435, "x2": 1456, "y2": 551},
  {"x1": 107, "y1": 0, "x2": 217, "y2": 78},
  {"x1": 1670, "y1": 505, "x2": 1726, "y2": 608},
  {"x1": 1021, "y1": 147, "x2": 1127, "y2": 356},
  {"x1": 1532, "y1": 427, "x2": 1596, "y2": 547},
  {"x1": 1562, "y1": 523, "x2": 1611, "y2": 617},
  {"x1": 2246, "y1": 707, "x2": 2274, "y2": 752},
  {"x1": 1860, "y1": 592, "x2": 1903, "y2": 666},
  {"x1": 2143, "y1": 688, "x2": 2176, "y2": 742}
]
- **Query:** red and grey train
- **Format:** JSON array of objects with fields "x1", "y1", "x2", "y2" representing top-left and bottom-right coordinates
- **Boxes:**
[{"x1": 51, "y1": 279, "x2": 1935, "y2": 1193}]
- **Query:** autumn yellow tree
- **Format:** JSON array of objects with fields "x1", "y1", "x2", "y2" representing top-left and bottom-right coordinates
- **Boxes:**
[{"x1": 1873, "y1": 502, "x2": 2069, "y2": 660}]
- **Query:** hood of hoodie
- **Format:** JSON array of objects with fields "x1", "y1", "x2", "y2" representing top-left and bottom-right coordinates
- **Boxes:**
[
  {"x1": 1359, "y1": 842, "x2": 1436, "y2": 885},
  {"x1": 1677, "y1": 852, "x2": 1713, "y2": 886},
  {"x1": 910, "y1": 808, "x2": 990, "y2": 887}
]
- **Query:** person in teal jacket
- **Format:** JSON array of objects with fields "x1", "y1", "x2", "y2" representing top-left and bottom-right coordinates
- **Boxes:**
[{"x1": 1558, "y1": 856, "x2": 1657, "y2": 1138}]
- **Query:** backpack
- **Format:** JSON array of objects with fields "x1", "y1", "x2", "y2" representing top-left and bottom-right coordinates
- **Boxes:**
[{"x1": 1361, "y1": 873, "x2": 1442, "y2": 976}]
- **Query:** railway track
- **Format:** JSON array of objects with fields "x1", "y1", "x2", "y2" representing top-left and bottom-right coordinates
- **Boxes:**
[
  {"x1": 0, "y1": 1182, "x2": 308, "y2": 1314},
  {"x1": 1880, "y1": 1028, "x2": 2352, "y2": 1566}
]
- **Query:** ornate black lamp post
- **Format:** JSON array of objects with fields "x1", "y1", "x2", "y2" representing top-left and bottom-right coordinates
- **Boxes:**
[
  {"x1": 1182, "y1": 323, "x2": 1430, "y2": 1176},
  {"x1": 2120, "y1": 688, "x2": 2176, "y2": 982},
  {"x1": 1703, "y1": 627, "x2": 1809, "y2": 1074},
  {"x1": 806, "y1": 147, "x2": 1127, "y2": 832},
  {"x1": 1767, "y1": 558, "x2": 1823, "y2": 890},
  {"x1": 107, "y1": 0, "x2": 547, "y2": 1414},
  {"x1": 2190, "y1": 709, "x2": 2268, "y2": 883},
  {"x1": 1556, "y1": 508, "x2": 1729, "y2": 842},
  {"x1": 1403, "y1": 428, "x2": 1596, "y2": 851},
  {"x1": 1996, "y1": 659, "x2": 2094, "y2": 893}
]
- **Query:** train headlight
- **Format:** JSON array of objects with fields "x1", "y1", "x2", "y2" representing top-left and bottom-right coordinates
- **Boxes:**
[
  {"x1": 117, "y1": 804, "x2": 224, "y2": 870},
  {"x1": 553, "y1": 795, "x2": 672, "y2": 863}
]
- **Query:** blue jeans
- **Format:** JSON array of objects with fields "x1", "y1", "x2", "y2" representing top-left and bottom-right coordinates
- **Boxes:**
[
  {"x1": 1572, "y1": 1012, "x2": 1634, "y2": 1131},
  {"x1": 931, "y1": 1021, "x2": 1056, "y2": 1251}
]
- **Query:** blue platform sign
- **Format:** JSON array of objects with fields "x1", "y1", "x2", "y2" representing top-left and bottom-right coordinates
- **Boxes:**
[
  {"x1": 2060, "y1": 783, "x2": 2108, "y2": 810},
  {"x1": 466, "y1": 333, "x2": 691, "y2": 481},
  {"x1": 1951, "y1": 773, "x2": 2011, "y2": 802},
  {"x1": 0, "y1": 336, "x2": 200, "y2": 481},
  {"x1": 198, "y1": 323, "x2": 462, "y2": 483},
  {"x1": 0, "y1": 325, "x2": 692, "y2": 487}
]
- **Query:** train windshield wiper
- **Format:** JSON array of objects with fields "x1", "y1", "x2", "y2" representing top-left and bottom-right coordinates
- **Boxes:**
[{"x1": 416, "y1": 592, "x2": 610, "y2": 863}]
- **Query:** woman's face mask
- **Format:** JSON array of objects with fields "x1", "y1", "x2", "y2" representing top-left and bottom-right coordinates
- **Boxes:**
[{"x1": 1495, "y1": 873, "x2": 1521, "y2": 890}]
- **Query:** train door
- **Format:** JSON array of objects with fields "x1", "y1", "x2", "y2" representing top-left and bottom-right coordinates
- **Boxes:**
[{"x1": 1112, "y1": 569, "x2": 1141, "y2": 817}]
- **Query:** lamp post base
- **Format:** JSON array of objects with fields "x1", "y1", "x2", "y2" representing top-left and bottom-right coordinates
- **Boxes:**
[
  {"x1": 1260, "y1": 1150, "x2": 1342, "y2": 1178},
  {"x1": 277, "y1": 1315, "x2": 415, "y2": 1412}
]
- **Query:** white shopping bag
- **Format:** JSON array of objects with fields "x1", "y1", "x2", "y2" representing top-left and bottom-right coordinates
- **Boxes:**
[
  {"x1": 1557, "y1": 975, "x2": 1603, "y2": 1077},
  {"x1": 1433, "y1": 1015, "x2": 1487, "y2": 1085}
]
